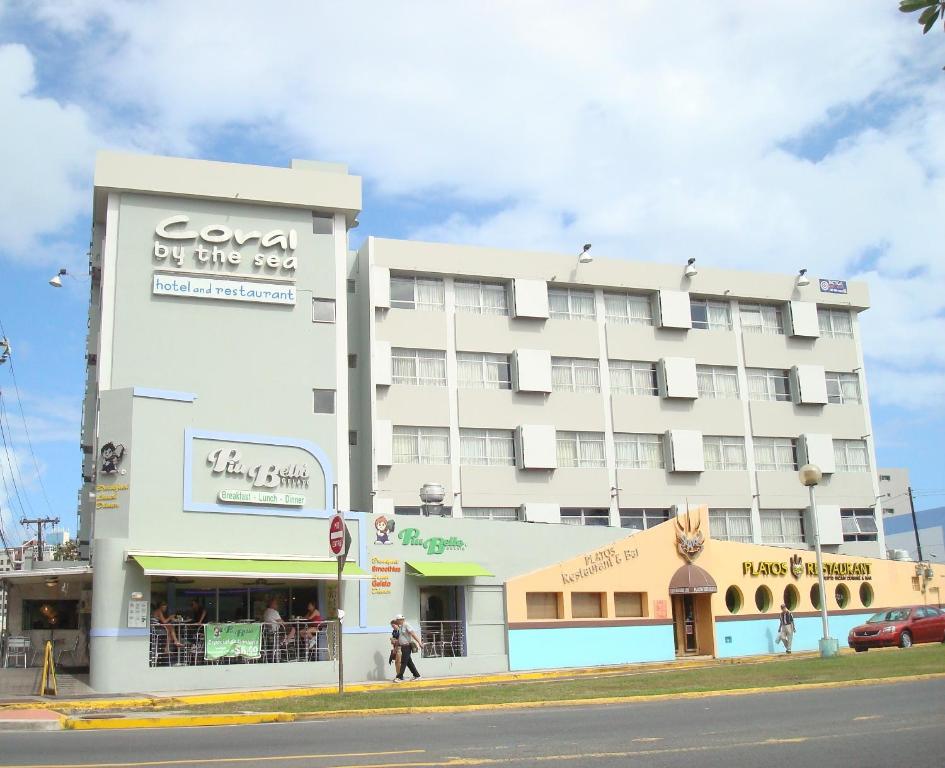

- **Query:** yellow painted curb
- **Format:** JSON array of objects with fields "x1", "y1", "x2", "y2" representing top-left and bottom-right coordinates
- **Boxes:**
[
  {"x1": 58, "y1": 671, "x2": 945, "y2": 730},
  {"x1": 1, "y1": 656, "x2": 738, "y2": 712}
]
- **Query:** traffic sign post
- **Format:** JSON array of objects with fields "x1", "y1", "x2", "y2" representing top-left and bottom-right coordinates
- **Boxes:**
[{"x1": 328, "y1": 513, "x2": 350, "y2": 694}]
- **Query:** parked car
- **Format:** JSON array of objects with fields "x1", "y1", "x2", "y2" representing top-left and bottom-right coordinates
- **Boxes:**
[{"x1": 848, "y1": 606, "x2": 945, "y2": 651}]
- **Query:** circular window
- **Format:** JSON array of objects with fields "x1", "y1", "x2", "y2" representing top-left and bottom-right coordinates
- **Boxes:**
[
  {"x1": 835, "y1": 584, "x2": 850, "y2": 609},
  {"x1": 783, "y1": 584, "x2": 799, "y2": 612},
  {"x1": 754, "y1": 585, "x2": 773, "y2": 613},
  {"x1": 859, "y1": 582, "x2": 874, "y2": 608},
  {"x1": 810, "y1": 584, "x2": 823, "y2": 610},
  {"x1": 725, "y1": 586, "x2": 743, "y2": 614}
]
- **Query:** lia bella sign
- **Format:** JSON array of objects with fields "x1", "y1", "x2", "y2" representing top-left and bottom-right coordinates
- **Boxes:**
[
  {"x1": 397, "y1": 528, "x2": 465, "y2": 556},
  {"x1": 209, "y1": 447, "x2": 309, "y2": 507}
]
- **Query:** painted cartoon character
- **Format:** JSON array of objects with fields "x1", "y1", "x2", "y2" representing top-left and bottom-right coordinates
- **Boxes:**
[
  {"x1": 374, "y1": 515, "x2": 395, "y2": 545},
  {"x1": 100, "y1": 442, "x2": 126, "y2": 474}
]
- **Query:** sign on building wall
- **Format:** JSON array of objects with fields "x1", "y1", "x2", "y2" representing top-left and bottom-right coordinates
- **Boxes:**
[
  {"x1": 184, "y1": 430, "x2": 332, "y2": 518},
  {"x1": 819, "y1": 279, "x2": 848, "y2": 294},
  {"x1": 152, "y1": 274, "x2": 296, "y2": 306}
]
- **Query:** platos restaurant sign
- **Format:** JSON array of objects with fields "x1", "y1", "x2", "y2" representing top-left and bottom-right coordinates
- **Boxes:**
[
  {"x1": 743, "y1": 559, "x2": 871, "y2": 581},
  {"x1": 561, "y1": 545, "x2": 640, "y2": 585}
]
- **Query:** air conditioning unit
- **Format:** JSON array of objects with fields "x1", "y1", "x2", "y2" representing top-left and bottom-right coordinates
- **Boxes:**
[{"x1": 886, "y1": 549, "x2": 912, "y2": 562}]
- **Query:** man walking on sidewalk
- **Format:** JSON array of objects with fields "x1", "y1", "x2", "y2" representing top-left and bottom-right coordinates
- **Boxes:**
[
  {"x1": 393, "y1": 614, "x2": 422, "y2": 682},
  {"x1": 777, "y1": 604, "x2": 795, "y2": 654}
]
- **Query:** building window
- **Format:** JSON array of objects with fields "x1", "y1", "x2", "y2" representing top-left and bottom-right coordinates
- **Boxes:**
[
  {"x1": 709, "y1": 509, "x2": 753, "y2": 542},
  {"x1": 348, "y1": 354, "x2": 358, "y2": 368},
  {"x1": 556, "y1": 432, "x2": 606, "y2": 468},
  {"x1": 614, "y1": 592, "x2": 645, "y2": 617},
  {"x1": 740, "y1": 303, "x2": 784, "y2": 335},
  {"x1": 860, "y1": 582, "x2": 874, "y2": 607},
  {"x1": 783, "y1": 584, "x2": 799, "y2": 611},
  {"x1": 394, "y1": 506, "x2": 422, "y2": 516},
  {"x1": 571, "y1": 592, "x2": 604, "y2": 618},
  {"x1": 614, "y1": 434, "x2": 665, "y2": 469},
  {"x1": 747, "y1": 368, "x2": 792, "y2": 402},
  {"x1": 696, "y1": 365, "x2": 740, "y2": 399},
  {"x1": 560, "y1": 508, "x2": 610, "y2": 526},
  {"x1": 390, "y1": 275, "x2": 445, "y2": 311},
  {"x1": 703, "y1": 436, "x2": 747, "y2": 471},
  {"x1": 841, "y1": 509, "x2": 878, "y2": 541},
  {"x1": 313, "y1": 389, "x2": 335, "y2": 414},
  {"x1": 818, "y1": 307, "x2": 854, "y2": 339},
  {"x1": 754, "y1": 585, "x2": 773, "y2": 612},
  {"x1": 526, "y1": 592, "x2": 561, "y2": 620},
  {"x1": 456, "y1": 352, "x2": 512, "y2": 390},
  {"x1": 690, "y1": 299, "x2": 732, "y2": 330},
  {"x1": 312, "y1": 298, "x2": 336, "y2": 323},
  {"x1": 834, "y1": 439, "x2": 869, "y2": 472},
  {"x1": 835, "y1": 584, "x2": 850, "y2": 609},
  {"x1": 392, "y1": 348, "x2": 447, "y2": 386},
  {"x1": 753, "y1": 437, "x2": 798, "y2": 471},
  {"x1": 619, "y1": 508, "x2": 671, "y2": 531},
  {"x1": 609, "y1": 360, "x2": 658, "y2": 396},
  {"x1": 348, "y1": 430, "x2": 358, "y2": 446},
  {"x1": 604, "y1": 292, "x2": 653, "y2": 326},
  {"x1": 551, "y1": 357, "x2": 601, "y2": 393},
  {"x1": 760, "y1": 509, "x2": 805, "y2": 545},
  {"x1": 454, "y1": 279, "x2": 509, "y2": 316},
  {"x1": 548, "y1": 287, "x2": 596, "y2": 320},
  {"x1": 346, "y1": 278, "x2": 357, "y2": 294},
  {"x1": 725, "y1": 586, "x2": 743, "y2": 614},
  {"x1": 825, "y1": 371, "x2": 861, "y2": 404},
  {"x1": 879, "y1": 474, "x2": 891, "y2": 482},
  {"x1": 392, "y1": 426, "x2": 450, "y2": 465},
  {"x1": 463, "y1": 507, "x2": 521, "y2": 521},
  {"x1": 459, "y1": 429, "x2": 515, "y2": 466},
  {"x1": 811, "y1": 584, "x2": 823, "y2": 610}
]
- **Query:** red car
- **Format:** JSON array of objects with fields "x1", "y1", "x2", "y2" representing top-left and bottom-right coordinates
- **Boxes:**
[{"x1": 848, "y1": 606, "x2": 945, "y2": 651}]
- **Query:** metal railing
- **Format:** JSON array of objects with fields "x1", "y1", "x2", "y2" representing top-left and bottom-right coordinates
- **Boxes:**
[
  {"x1": 419, "y1": 620, "x2": 466, "y2": 658},
  {"x1": 149, "y1": 621, "x2": 337, "y2": 668}
]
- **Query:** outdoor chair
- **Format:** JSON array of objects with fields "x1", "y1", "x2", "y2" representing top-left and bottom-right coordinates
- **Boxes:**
[
  {"x1": 2, "y1": 635, "x2": 29, "y2": 668},
  {"x1": 56, "y1": 636, "x2": 81, "y2": 668}
]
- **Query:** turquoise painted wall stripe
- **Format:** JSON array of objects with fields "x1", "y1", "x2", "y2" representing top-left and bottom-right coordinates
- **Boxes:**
[
  {"x1": 509, "y1": 625, "x2": 676, "y2": 671},
  {"x1": 715, "y1": 613, "x2": 875, "y2": 657}
]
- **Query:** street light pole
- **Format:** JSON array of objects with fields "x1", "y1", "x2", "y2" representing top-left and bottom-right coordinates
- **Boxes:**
[{"x1": 799, "y1": 464, "x2": 837, "y2": 657}]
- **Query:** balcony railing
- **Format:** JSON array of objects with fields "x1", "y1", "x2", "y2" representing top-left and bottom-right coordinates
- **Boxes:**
[
  {"x1": 419, "y1": 620, "x2": 466, "y2": 658},
  {"x1": 149, "y1": 621, "x2": 337, "y2": 667}
]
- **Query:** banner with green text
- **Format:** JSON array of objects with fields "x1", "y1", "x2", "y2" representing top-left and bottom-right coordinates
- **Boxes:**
[{"x1": 204, "y1": 623, "x2": 262, "y2": 660}]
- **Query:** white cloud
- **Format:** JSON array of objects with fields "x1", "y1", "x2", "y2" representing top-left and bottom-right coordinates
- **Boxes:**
[{"x1": 4, "y1": 1, "x2": 944, "y2": 409}]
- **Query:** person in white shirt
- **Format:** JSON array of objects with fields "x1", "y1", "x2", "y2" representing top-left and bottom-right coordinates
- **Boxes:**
[
  {"x1": 263, "y1": 597, "x2": 296, "y2": 643},
  {"x1": 393, "y1": 614, "x2": 422, "y2": 682}
]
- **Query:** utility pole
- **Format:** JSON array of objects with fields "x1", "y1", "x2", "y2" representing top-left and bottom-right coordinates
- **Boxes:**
[
  {"x1": 907, "y1": 487, "x2": 924, "y2": 562},
  {"x1": 20, "y1": 517, "x2": 59, "y2": 562}
]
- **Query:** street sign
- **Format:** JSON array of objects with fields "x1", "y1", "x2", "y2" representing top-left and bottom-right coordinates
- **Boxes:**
[{"x1": 329, "y1": 513, "x2": 346, "y2": 557}]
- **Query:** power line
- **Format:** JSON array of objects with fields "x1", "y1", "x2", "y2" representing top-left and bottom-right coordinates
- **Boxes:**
[
  {"x1": 0, "y1": 402, "x2": 30, "y2": 535},
  {"x1": 0, "y1": 392, "x2": 36, "y2": 519}
]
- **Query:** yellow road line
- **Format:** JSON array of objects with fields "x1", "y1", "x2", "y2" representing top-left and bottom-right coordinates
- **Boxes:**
[{"x1": 0, "y1": 749, "x2": 425, "y2": 768}]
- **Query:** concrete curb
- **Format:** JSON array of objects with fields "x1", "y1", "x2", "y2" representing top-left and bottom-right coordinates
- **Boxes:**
[
  {"x1": 60, "y1": 671, "x2": 945, "y2": 731},
  {"x1": 2, "y1": 654, "x2": 763, "y2": 713}
]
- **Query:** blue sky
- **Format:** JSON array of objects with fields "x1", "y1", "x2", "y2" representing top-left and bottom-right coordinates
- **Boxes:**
[{"x1": 1, "y1": 2, "x2": 944, "y2": 545}]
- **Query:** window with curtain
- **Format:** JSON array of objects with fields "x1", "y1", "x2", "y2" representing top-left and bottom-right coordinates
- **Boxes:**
[
  {"x1": 753, "y1": 437, "x2": 798, "y2": 471},
  {"x1": 614, "y1": 433, "x2": 665, "y2": 469},
  {"x1": 709, "y1": 509, "x2": 753, "y2": 542},
  {"x1": 740, "y1": 303, "x2": 785, "y2": 335},
  {"x1": 454, "y1": 279, "x2": 509, "y2": 316},
  {"x1": 690, "y1": 299, "x2": 732, "y2": 330},
  {"x1": 833, "y1": 439, "x2": 869, "y2": 472},
  {"x1": 619, "y1": 508, "x2": 671, "y2": 531},
  {"x1": 603, "y1": 292, "x2": 654, "y2": 326},
  {"x1": 703, "y1": 436, "x2": 747, "y2": 470},
  {"x1": 760, "y1": 510, "x2": 805, "y2": 545},
  {"x1": 459, "y1": 429, "x2": 515, "y2": 466},
  {"x1": 456, "y1": 352, "x2": 512, "y2": 389},
  {"x1": 841, "y1": 509, "x2": 878, "y2": 541},
  {"x1": 746, "y1": 368, "x2": 792, "y2": 402},
  {"x1": 463, "y1": 507, "x2": 520, "y2": 521},
  {"x1": 390, "y1": 275, "x2": 445, "y2": 311},
  {"x1": 392, "y1": 426, "x2": 450, "y2": 464},
  {"x1": 560, "y1": 508, "x2": 610, "y2": 526},
  {"x1": 609, "y1": 360, "x2": 658, "y2": 395},
  {"x1": 548, "y1": 287, "x2": 596, "y2": 320},
  {"x1": 696, "y1": 365, "x2": 740, "y2": 399},
  {"x1": 551, "y1": 357, "x2": 601, "y2": 393},
  {"x1": 391, "y1": 348, "x2": 447, "y2": 386},
  {"x1": 825, "y1": 371, "x2": 861, "y2": 404},
  {"x1": 556, "y1": 432, "x2": 606, "y2": 468},
  {"x1": 817, "y1": 307, "x2": 854, "y2": 338}
]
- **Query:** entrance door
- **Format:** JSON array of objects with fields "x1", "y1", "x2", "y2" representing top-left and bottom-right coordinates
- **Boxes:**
[
  {"x1": 419, "y1": 586, "x2": 463, "y2": 657},
  {"x1": 672, "y1": 595, "x2": 698, "y2": 655}
]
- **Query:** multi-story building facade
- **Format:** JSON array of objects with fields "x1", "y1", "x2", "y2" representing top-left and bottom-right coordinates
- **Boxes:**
[
  {"x1": 5, "y1": 151, "x2": 925, "y2": 697},
  {"x1": 353, "y1": 237, "x2": 885, "y2": 557}
]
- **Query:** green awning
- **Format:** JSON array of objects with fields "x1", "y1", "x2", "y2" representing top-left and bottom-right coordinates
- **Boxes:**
[
  {"x1": 406, "y1": 561, "x2": 494, "y2": 578},
  {"x1": 130, "y1": 554, "x2": 368, "y2": 580}
]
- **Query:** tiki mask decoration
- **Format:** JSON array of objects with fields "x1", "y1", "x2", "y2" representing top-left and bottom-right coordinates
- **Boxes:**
[{"x1": 675, "y1": 508, "x2": 705, "y2": 563}]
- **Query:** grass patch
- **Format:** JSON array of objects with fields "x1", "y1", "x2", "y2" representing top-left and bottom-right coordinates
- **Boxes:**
[{"x1": 122, "y1": 645, "x2": 945, "y2": 716}]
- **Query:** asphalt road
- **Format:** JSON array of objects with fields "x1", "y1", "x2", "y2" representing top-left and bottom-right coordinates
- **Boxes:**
[{"x1": 2, "y1": 678, "x2": 944, "y2": 768}]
